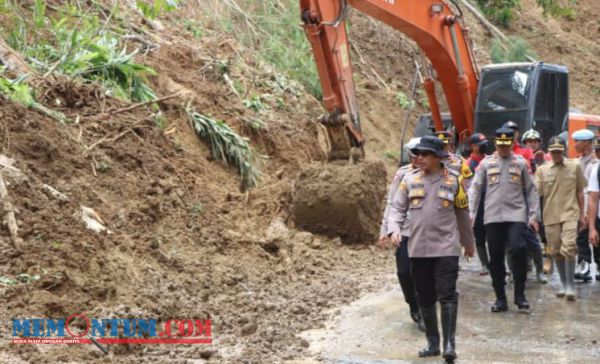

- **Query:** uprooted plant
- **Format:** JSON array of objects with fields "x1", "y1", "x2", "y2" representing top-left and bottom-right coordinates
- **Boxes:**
[{"x1": 186, "y1": 105, "x2": 261, "y2": 190}]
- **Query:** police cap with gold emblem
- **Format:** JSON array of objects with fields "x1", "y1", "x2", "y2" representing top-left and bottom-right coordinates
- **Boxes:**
[
  {"x1": 547, "y1": 136, "x2": 566, "y2": 152},
  {"x1": 494, "y1": 127, "x2": 514, "y2": 146},
  {"x1": 436, "y1": 130, "x2": 452, "y2": 144}
]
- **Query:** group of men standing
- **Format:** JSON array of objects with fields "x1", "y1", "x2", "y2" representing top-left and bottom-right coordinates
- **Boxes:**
[{"x1": 378, "y1": 121, "x2": 600, "y2": 363}]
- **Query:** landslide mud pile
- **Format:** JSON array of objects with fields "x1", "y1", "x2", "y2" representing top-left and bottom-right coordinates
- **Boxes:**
[{"x1": 292, "y1": 161, "x2": 387, "y2": 243}]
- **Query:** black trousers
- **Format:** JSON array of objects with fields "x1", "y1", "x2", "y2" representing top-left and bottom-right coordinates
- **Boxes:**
[
  {"x1": 474, "y1": 198, "x2": 486, "y2": 247},
  {"x1": 396, "y1": 236, "x2": 418, "y2": 309},
  {"x1": 588, "y1": 218, "x2": 600, "y2": 265},
  {"x1": 523, "y1": 226, "x2": 544, "y2": 259},
  {"x1": 410, "y1": 256, "x2": 459, "y2": 307},
  {"x1": 474, "y1": 221, "x2": 486, "y2": 248},
  {"x1": 485, "y1": 222, "x2": 528, "y2": 296},
  {"x1": 577, "y1": 226, "x2": 592, "y2": 263}
]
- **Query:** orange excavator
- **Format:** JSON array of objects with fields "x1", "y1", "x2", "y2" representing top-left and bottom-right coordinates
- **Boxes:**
[{"x1": 300, "y1": 0, "x2": 600, "y2": 159}]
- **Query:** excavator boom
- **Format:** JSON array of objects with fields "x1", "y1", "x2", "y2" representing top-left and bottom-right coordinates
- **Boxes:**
[{"x1": 301, "y1": 0, "x2": 479, "y2": 159}]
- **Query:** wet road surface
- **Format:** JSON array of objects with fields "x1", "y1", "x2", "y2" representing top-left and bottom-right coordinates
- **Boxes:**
[{"x1": 300, "y1": 259, "x2": 600, "y2": 363}]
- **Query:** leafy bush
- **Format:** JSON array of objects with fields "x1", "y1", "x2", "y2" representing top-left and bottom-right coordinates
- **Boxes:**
[
  {"x1": 68, "y1": 36, "x2": 157, "y2": 102},
  {"x1": 536, "y1": 0, "x2": 576, "y2": 20},
  {"x1": 490, "y1": 36, "x2": 537, "y2": 63},
  {"x1": 396, "y1": 91, "x2": 415, "y2": 109},
  {"x1": 1, "y1": 2, "x2": 157, "y2": 102},
  {"x1": 476, "y1": 0, "x2": 521, "y2": 27}
]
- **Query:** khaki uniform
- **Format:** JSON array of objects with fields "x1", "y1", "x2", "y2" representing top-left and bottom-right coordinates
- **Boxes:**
[
  {"x1": 387, "y1": 168, "x2": 474, "y2": 258},
  {"x1": 535, "y1": 159, "x2": 586, "y2": 259},
  {"x1": 380, "y1": 164, "x2": 416, "y2": 237},
  {"x1": 468, "y1": 153, "x2": 540, "y2": 224}
]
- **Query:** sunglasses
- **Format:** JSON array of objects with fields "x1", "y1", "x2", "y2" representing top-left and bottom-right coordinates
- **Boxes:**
[{"x1": 415, "y1": 150, "x2": 435, "y2": 157}]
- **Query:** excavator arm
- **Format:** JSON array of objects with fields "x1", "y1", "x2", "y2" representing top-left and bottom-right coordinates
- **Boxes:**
[{"x1": 301, "y1": 0, "x2": 480, "y2": 160}]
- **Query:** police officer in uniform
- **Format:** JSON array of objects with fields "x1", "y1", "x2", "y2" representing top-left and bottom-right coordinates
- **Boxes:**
[
  {"x1": 379, "y1": 138, "x2": 424, "y2": 331},
  {"x1": 468, "y1": 127, "x2": 540, "y2": 313},
  {"x1": 388, "y1": 135, "x2": 475, "y2": 363},
  {"x1": 466, "y1": 133, "x2": 490, "y2": 275},
  {"x1": 437, "y1": 131, "x2": 474, "y2": 188}
]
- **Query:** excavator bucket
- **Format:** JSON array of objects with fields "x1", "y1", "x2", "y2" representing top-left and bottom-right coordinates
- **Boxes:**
[{"x1": 291, "y1": 161, "x2": 387, "y2": 243}]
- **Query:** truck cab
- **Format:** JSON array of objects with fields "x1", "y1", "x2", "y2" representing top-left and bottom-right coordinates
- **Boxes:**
[{"x1": 473, "y1": 62, "x2": 569, "y2": 150}]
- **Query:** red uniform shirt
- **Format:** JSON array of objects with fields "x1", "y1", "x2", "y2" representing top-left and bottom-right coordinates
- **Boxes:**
[
  {"x1": 513, "y1": 144, "x2": 533, "y2": 172},
  {"x1": 466, "y1": 153, "x2": 484, "y2": 173}
]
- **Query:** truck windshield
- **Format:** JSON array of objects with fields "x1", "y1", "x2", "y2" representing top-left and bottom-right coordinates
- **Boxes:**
[{"x1": 477, "y1": 69, "x2": 531, "y2": 111}]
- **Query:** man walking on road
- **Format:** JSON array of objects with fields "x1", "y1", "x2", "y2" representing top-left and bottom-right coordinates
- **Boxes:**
[
  {"x1": 466, "y1": 133, "x2": 490, "y2": 275},
  {"x1": 468, "y1": 127, "x2": 540, "y2": 313},
  {"x1": 535, "y1": 136, "x2": 586, "y2": 301},
  {"x1": 586, "y1": 143, "x2": 600, "y2": 281},
  {"x1": 379, "y1": 138, "x2": 424, "y2": 332},
  {"x1": 388, "y1": 135, "x2": 475, "y2": 363},
  {"x1": 572, "y1": 129, "x2": 597, "y2": 282}
]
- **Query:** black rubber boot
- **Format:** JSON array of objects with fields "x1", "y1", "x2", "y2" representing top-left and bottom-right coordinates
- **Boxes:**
[
  {"x1": 409, "y1": 304, "x2": 426, "y2": 332},
  {"x1": 441, "y1": 303, "x2": 458, "y2": 363},
  {"x1": 491, "y1": 286, "x2": 508, "y2": 312},
  {"x1": 418, "y1": 304, "x2": 441, "y2": 357},
  {"x1": 514, "y1": 281, "x2": 530, "y2": 313}
]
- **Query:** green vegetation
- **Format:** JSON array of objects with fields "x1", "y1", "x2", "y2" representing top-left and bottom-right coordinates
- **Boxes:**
[
  {"x1": 490, "y1": 36, "x2": 537, "y2": 63},
  {"x1": 0, "y1": 273, "x2": 40, "y2": 285},
  {"x1": 187, "y1": 107, "x2": 261, "y2": 189},
  {"x1": 0, "y1": 1, "x2": 157, "y2": 102},
  {"x1": 396, "y1": 91, "x2": 415, "y2": 109},
  {"x1": 0, "y1": 74, "x2": 67, "y2": 122},
  {"x1": 536, "y1": 0, "x2": 576, "y2": 20},
  {"x1": 0, "y1": 275, "x2": 17, "y2": 285},
  {"x1": 243, "y1": 95, "x2": 267, "y2": 112},
  {"x1": 476, "y1": 0, "x2": 520, "y2": 27},
  {"x1": 136, "y1": 0, "x2": 180, "y2": 20},
  {"x1": 476, "y1": 0, "x2": 576, "y2": 26},
  {"x1": 201, "y1": 0, "x2": 322, "y2": 98},
  {"x1": 190, "y1": 202, "x2": 204, "y2": 216},
  {"x1": 383, "y1": 150, "x2": 400, "y2": 162}
]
